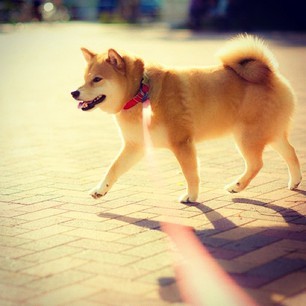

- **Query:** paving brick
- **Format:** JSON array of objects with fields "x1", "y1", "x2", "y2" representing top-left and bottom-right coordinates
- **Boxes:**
[
  {"x1": 97, "y1": 211, "x2": 155, "y2": 223},
  {"x1": 19, "y1": 245, "x2": 82, "y2": 263},
  {"x1": 143, "y1": 207, "x2": 200, "y2": 219},
  {"x1": 83, "y1": 275, "x2": 154, "y2": 296},
  {"x1": 14, "y1": 208, "x2": 63, "y2": 221},
  {"x1": 269, "y1": 239, "x2": 306, "y2": 252},
  {"x1": 247, "y1": 257, "x2": 306, "y2": 284},
  {"x1": 229, "y1": 242, "x2": 291, "y2": 272},
  {"x1": 16, "y1": 224, "x2": 72, "y2": 240},
  {"x1": 210, "y1": 225, "x2": 264, "y2": 241},
  {"x1": 110, "y1": 223, "x2": 150, "y2": 235},
  {"x1": 105, "y1": 203, "x2": 148, "y2": 216},
  {"x1": 21, "y1": 257, "x2": 88, "y2": 277},
  {"x1": 88, "y1": 290, "x2": 166, "y2": 306},
  {"x1": 208, "y1": 246, "x2": 244, "y2": 260},
  {"x1": 245, "y1": 288, "x2": 284, "y2": 306},
  {"x1": 132, "y1": 251, "x2": 172, "y2": 271},
  {"x1": 0, "y1": 202, "x2": 24, "y2": 211},
  {"x1": 115, "y1": 230, "x2": 165, "y2": 246},
  {"x1": 61, "y1": 218, "x2": 122, "y2": 231},
  {"x1": 231, "y1": 273, "x2": 270, "y2": 289},
  {"x1": 217, "y1": 259, "x2": 253, "y2": 274},
  {"x1": 0, "y1": 245, "x2": 33, "y2": 259},
  {"x1": 0, "y1": 235, "x2": 31, "y2": 247},
  {"x1": 224, "y1": 232, "x2": 281, "y2": 253},
  {"x1": 54, "y1": 196, "x2": 107, "y2": 206},
  {"x1": 282, "y1": 292, "x2": 306, "y2": 306},
  {"x1": 73, "y1": 249, "x2": 137, "y2": 266},
  {"x1": 77, "y1": 261, "x2": 149, "y2": 280},
  {"x1": 135, "y1": 266, "x2": 175, "y2": 284},
  {"x1": 68, "y1": 238, "x2": 131, "y2": 253},
  {"x1": 25, "y1": 269, "x2": 94, "y2": 292},
  {"x1": 198, "y1": 235, "x2": 229, "y2": 248},
  {"x1": 0, "y1": 209, "x2": 31, "y2": 218},
  {"x1": 0, "y1": 217, "x2": 27, "y2": 228},
  {"x1": 245, "y1": 219, "x2": 298, "y2": 230},
  {"x1": 14, "y1": 195, "x2": 62, "y2": 205},
  {"x1": 0, "y1": 283, "x2": 38, "y2": 303},
  {"x1": 239, "y1": 210, "x2": 297, "y2": 222},
  {"x1": 18, "y1": 215, "x2": 72, "y2": 230},
  {"x1": 19, "y1": 235, "x2": 79, "y2": 252},
  {"x1": 124, "y1": 240, "x2": 169, "y2": 258},
  {"x1": 262, "y1": 272, "x2": 306, "y2": 296},
  {"x1": 59, "y1": 211, "x2": 102, "y2": 222},
  {"x1": 0, "y1": 226, "x2": 29, "y2": 236},
  {"x1": 151, "y1": 214, "x2": 205, "y2": 227},
  {"x1": 262, "y1": 229, "x2": 306, "y2": 241},
  {"x1": 0, "y1": 270, "x2": 37, "y2": 286},
  {"x1": 25, "y1": 284, "x2": 100, "y2": 306},
  {"x1": 66, "y1": 228, "x2": 126, "y2": 242},
  {"x1": 68, "y1": 300, "x2": 101, "y2": 306},
  {"x1": 0, "y1": 257, "x2": 35, "y2": 273}
]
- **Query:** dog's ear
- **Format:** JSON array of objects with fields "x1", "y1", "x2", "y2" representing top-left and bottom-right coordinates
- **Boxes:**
[
  {"x1": 81, "y1": 48, "x2": 95, "y2": 63},
  {"x1": 107, "y1": 49, "x2": 125, "y2": 74}
]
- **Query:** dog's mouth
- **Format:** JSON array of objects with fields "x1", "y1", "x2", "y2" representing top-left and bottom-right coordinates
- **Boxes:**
[{"x1": 78, "y1": 95, "x2": 106, "y2": 111}]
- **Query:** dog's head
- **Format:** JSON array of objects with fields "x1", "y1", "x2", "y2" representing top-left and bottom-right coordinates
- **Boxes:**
[{"x1": 71, "y1": 48, "x2": 144, "y2": 114}]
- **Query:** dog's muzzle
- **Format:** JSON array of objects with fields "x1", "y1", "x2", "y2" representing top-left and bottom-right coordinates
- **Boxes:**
[{"x1": 70, "y1": 90, "x2": 106, "y2": 111}]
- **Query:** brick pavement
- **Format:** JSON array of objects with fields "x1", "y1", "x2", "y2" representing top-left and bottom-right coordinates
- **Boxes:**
[{"x1": 0, "y1": 23, "x2": 305, "y2": 305}]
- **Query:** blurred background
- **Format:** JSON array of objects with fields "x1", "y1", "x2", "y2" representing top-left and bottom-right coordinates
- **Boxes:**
[{"x1": 1, "y1": 0, "x2": 306, "y2": 31}]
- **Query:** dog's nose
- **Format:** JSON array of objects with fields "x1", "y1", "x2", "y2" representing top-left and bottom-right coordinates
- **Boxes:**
[{"x1": 71, "y1": 90, "x2": 80, "y2": 99}]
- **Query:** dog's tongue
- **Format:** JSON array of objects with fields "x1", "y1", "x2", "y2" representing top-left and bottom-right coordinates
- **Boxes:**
[{"x1": 78, "y1": 102, "x2": 84, "y2": 109}]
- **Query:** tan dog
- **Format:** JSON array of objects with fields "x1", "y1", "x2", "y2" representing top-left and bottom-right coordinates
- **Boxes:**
[{"x1": 71, "y1": 35, "x2": 302, "y2": 203}]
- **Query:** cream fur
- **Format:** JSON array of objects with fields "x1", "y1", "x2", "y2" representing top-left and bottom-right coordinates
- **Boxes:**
[{"x1": 72, "y1": 35, "x2": 302, "y2": 203}]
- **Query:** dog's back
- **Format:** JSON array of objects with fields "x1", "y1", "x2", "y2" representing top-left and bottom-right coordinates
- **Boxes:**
[{"x1": 148, "y1": 35, "x2": 296, "y2": 143}]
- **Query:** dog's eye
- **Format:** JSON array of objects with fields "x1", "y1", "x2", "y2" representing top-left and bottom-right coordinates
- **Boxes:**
[{"x1": 93, "y1": 77, "x2": 102, "y2": 83}]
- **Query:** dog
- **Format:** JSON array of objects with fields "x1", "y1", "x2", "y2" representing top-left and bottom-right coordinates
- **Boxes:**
[{"x1": 71, "y1": 34, "x2": 302, "y2": 203}]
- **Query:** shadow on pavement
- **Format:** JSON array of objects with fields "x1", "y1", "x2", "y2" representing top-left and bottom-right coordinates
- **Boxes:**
[{"x1": 98, "y1": 192, "x2": 306, "y2": 305}]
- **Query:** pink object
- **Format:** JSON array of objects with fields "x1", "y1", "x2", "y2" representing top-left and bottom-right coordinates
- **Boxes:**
[{"x1": 162, "y1": 222, "x2": 258, "y2": 306}]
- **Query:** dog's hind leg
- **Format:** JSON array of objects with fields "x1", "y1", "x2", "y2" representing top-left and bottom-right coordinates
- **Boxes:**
[
  {"x1": 270, "y1": 135, "x2": 302, "y2": 189},
  {"x1": 226, "y1": 134, "x2": 265, "y2": 193},
  {"x1": 171, "y1": 139, "x2": 200, "y2": 203}
]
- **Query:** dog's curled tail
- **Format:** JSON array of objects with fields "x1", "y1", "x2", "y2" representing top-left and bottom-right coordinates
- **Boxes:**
[{"x1": 217, "y1": 34, "x2": 279, "y2": 83}]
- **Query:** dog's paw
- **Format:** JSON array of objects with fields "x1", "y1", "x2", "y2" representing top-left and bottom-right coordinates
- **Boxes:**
[
  {"x1": 89, "y1": 182, "x2": 110, "y2": 199},
  {"x1": 289, "y1": 176, "x2": 302, "y2": 190},
  {"x1": 225, "y1": 181, "x2": 243, "y2": 194},
  {"x1": 179, "y1": 193, "x2": 198, "y2": 204}
]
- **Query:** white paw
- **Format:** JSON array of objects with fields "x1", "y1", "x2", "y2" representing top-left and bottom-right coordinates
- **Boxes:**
[
  {"x1": 89, "y1": 182, "x2": 110, "y2": 199},
  {"x1": 289, "y1": 176, "x2": 302, "y2": 190},
  {"x1": 225, "y1": 181, "x2": 243, "y2": 193},
  {"x1": 179, "y1": 193, "x2": 198, "y2": 204}
]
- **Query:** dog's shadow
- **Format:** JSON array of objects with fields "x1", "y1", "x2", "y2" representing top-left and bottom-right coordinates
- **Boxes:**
[
  {"x1": 98, "y1": 190, "x2": 306, "y2": 305},
  {"x1": 294, "y1": 188, "x2": 306, "y2": 196}
]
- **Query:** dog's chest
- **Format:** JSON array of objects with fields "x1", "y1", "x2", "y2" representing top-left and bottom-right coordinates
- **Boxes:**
[{"x1": 116, "y1": 116, "x2": 168, "y2": 148}]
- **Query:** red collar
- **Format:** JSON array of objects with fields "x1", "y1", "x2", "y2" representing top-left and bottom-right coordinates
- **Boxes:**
[{"x1": 123, "y1": 79, "x2": 149, "y2": 110}]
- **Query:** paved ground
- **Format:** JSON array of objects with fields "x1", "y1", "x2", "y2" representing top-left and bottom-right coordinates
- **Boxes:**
[{"x1": 0, "y1": 22, "x2": 306, "y2": 306}]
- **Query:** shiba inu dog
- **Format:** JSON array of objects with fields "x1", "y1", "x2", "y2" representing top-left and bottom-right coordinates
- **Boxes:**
[{"x1": 71, "y1": 35, "x2": 302, "y2": 203}]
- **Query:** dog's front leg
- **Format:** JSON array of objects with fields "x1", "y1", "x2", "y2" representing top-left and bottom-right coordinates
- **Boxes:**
[
  {"x1": 171, "y1": 139, "x2": 200, "y2": 203},
  {"x1": 90, "y1": 144, "x2": 144, "y2": 199}
]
